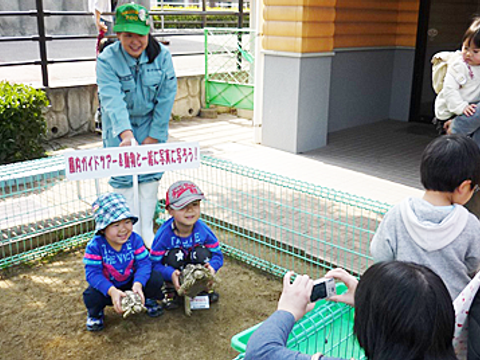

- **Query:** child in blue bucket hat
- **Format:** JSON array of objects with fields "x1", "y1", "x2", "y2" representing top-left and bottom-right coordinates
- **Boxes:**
[{"x1": 82, "y1": 193, "x2": 164, "y2": 331}]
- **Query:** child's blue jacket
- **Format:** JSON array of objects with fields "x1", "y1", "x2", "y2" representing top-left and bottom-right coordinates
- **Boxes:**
[
  {"x1": 83, "y1": 232, "x2": 152, "y2": 296},
  {"x1": 150, "y1": 218, "x2": 224, "y2": 281}
]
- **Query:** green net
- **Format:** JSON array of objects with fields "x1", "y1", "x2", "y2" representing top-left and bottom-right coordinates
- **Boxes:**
[
  {"x1": 204, "y1": 28, "x2": 256, "y2": 110},
  {"x1": 1, "y1": 153, "x2": 391, "y2": 359}
]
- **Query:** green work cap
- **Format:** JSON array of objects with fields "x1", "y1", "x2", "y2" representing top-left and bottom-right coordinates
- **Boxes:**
[{"x1": 113, "y1": 3, "x2": 150, "y2": 35}]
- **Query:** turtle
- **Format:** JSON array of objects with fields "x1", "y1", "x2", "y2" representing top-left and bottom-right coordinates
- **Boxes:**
[
  {"x1": 121, "y1": 290, "x2": 147, "y2": 318},
  {"x1": 177, "y1": 263, "x2": 218, "y2": 316}
]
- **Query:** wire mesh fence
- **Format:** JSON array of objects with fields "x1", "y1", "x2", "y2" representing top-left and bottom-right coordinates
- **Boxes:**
[
  {"x1": 204, "y1": 28, "x2": 256, "y2": 110},
  {"x1": 0, "y1": 153, "x2": 391, "y2": 358}
]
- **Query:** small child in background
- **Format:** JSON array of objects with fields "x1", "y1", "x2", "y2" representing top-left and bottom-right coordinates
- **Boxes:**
[
  {"x1": 370, "y1": 134, "x2": 480, "y2": 300},
  {"x1": 435, "y1": 17, "x2": 480, "y2": 143},
  {"x1": 150, "y1": 180, "x2": 224, "y2": 309},
  {"x1": 83, "y1": 193, "x2": 164, "y2": 331}
]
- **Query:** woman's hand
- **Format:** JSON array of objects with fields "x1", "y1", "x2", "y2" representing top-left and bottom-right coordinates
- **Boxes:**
[
  {"x1": 277, "y1": 271, "x2": 315, "y2": 321},
  {"x1": 142, "y1": 136, "x2": 159, "y2": 145},
  {"x1": 119, "y1": 130, "x2": 136, "y2": 147},
  {"x1": 325, "y1": 268, "x2": 358, "y2": 307}
]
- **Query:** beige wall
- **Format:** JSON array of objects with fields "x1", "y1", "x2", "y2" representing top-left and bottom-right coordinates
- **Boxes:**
[{"x1": 262, "y1": 0, "x2": 420, "y2": 53}]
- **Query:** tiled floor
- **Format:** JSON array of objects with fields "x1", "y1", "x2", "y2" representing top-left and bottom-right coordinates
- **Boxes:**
[
  {"x1": 303, "y1": 120, "x2": 438, "y2": 189},
  {"x1": 48, "y1": 115, "x2": 433, "y2": 205}
]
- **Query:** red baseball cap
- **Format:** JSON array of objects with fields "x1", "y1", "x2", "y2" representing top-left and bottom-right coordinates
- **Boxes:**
[{"x1": 166, "y1": 180, "x2": 205, "y2": 210}]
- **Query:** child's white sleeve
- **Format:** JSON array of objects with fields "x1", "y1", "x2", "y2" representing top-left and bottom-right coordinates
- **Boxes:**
[{"x1": 440, "y1": 63, "x2": 470, "y2": 115}]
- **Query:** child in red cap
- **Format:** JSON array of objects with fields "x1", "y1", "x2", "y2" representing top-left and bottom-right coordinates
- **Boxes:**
[{"x1": 150, "y1": 180, "x2": 224, "y2": 309}]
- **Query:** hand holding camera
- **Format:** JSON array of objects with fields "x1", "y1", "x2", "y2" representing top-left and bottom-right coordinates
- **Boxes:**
[
  {"x1": 278, "y1": 272, "x2": 338, "y2": 321},
  {"x1": 310, "y1": 277, "x2": 336, "y2": 302},
  {"x1": 324, "y1": 268, "x2": 358, "y2": 306},
  {"x1": 277, "y1": 272, "x2": 316, "y2": 321}
]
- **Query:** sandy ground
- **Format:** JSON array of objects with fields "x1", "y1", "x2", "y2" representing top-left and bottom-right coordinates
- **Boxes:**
[{"x1": 0, "y1": 249, "x2": 283, "y2": 360}]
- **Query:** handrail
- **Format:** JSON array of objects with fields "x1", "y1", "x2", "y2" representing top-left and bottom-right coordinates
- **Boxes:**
[{"x1": 0, "y1": 0, "x2": 250, "y2": 87}]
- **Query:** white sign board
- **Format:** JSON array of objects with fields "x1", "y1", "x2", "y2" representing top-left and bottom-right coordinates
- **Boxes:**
[
  {"x1": 64, "y1": 142, "x2": 200, "y2": 181},
  {"x1": 190, "y1": 295, "x2": 210, "y2": 310}
]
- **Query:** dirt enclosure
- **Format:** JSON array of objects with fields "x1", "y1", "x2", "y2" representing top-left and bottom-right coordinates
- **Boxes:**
[{"x1": 0, "y1": 250, "x2": 283, "y2": 360}]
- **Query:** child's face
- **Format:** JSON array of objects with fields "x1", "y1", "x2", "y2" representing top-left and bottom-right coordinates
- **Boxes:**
[
  {"x1": 169, "y1": 200, "x2": 201, "y2": 229},
  {"x1": 462, "y1": 40, "x2": 480, "y2": 66},
  {"x1": 104, "y1": 218, "x2": 133, "y2": 247}
]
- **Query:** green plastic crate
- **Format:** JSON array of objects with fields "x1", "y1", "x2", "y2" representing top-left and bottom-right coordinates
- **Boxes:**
[{"x1": 231, "y1": 283, "x2": 366, "y2": 359}]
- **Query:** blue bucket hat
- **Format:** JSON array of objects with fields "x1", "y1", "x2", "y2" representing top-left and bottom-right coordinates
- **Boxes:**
[{"x1": 92, "y1": 193, "x2": 138, "y2": 234}]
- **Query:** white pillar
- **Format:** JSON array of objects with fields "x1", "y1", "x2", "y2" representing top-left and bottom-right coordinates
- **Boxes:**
[{"x1": 252, "y1": 0, "x2": 264, "y2": 143}]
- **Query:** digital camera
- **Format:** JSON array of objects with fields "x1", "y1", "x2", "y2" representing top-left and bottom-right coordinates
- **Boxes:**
[{"x1": 310, "y1": 277, "x2": 336, "y2": 302}]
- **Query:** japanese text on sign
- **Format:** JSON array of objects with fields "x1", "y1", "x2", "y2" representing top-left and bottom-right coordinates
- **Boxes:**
[{"x1": 64, "y1": 142, "x2": 200, "y2": 180}]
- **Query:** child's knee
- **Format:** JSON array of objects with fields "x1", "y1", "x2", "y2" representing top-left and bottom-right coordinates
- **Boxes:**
[
  {"x1": 190, "y1": 245, "x2": 212, "y2": 265},
  {"x1": 162, "y1": 248, "x2": 187, "y2": 269}
]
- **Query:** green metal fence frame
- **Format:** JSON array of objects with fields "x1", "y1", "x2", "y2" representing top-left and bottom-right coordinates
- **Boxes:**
[
  {"x1": 1, "y1": 154, "x2": 392, "y2": 360},
  {"x1": 204, "y1": 28, "x2": 256, "y2": 110}
]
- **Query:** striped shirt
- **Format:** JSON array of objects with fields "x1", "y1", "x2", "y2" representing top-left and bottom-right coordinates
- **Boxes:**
[
  {"x1": 150, "y1": 218, "x2": 223, "y2": 281},
  {"x1": 83, "y1": 232, "x2": 151, "y2": 296}
]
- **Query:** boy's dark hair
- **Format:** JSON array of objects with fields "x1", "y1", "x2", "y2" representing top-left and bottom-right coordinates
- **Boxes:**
[
  {"x1": 463, "y1": 16, "x2": 480, "y2": 48},
  {"x1": 354, "y1": 261, "x2": 456, "y2": 360},
  {"x1": 146, "y1": 34, "x2": 161, "y2": 64},
  {"x1": 420, "y1": 134, "x2": 480, "y2": 192}
]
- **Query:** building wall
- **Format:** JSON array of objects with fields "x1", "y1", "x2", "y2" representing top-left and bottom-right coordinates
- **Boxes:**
[
  {"x1": 260, "y1": 0, "x2": 420, "y2": 152},
  {"x1": 328, "y1": 0, "x2": 419, "y2": 130},
  {"x1": 0, "y1": 0, "x2": 96, "y2": 37},
  {"x1": 262, "y1": 0, "x2": 336, "y2": 53},
  {"x1": 261, "y1": 0, "x2": 419, "y2": 52},
  {"x1": 334, "y1": 0, "x2": 419, "y2": 48}
]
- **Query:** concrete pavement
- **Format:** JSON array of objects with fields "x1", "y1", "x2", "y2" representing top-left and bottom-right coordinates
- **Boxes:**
[{"x1": 48, "y1": 114, "x2": 426, "y2": 206}]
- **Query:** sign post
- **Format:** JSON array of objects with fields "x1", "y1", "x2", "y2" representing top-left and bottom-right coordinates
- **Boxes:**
[
  {"x1": 64, "y1": 141, "x2": 200, "y2": 181},
  {"x1": 64, "y1": 141, "x2": 201, "y2": 210}
]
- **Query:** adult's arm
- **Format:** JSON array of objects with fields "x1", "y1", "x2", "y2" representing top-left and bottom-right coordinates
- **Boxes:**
[
  {"x1": 245, "y1": 310, "x2": 314, "y2": 360},
  {"x1": 245, "y1": 272, "x2": 349, "y2": 360},
  {"x1": 148, "y1": 48, "x2": 177, "y2": 142},
  {"x1": 97, "y1": 53, "x2": 133, "y2": 139}
]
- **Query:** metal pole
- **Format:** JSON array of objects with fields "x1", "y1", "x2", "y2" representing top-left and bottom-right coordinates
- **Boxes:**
[
  {"x1": 201, "y1": 0, "x2": 206, "y2": 29},
  {"x1": 35, "y1": 0, "x2": 49, "y2": 87},
  {"x1": 204, "y1": 28, "x2": 209, "y2": 109},
  {"x1": 236, "y1": 0, "x2": 244, "y2": 71},
  {"x1": 160, "y1": 0, "x2": 165, "y2": 32},
  {"x1": 238, "y1": 0, "x2": 244, "y2": 28}
]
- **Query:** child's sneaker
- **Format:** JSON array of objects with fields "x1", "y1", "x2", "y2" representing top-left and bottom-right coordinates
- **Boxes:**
[
  {"x1": 208, "y1": 290, "x2": 220, "y2": 303},
  {"x1": 145, "y1": 298, "x2": 164, "y2": 317},
  {"x1": 432, "y1": 117, "x2": 448, "y2": 135},
  {"x1": 198, "y1": 290, "x2": 220, "y2": 303},
  {"x1": 86, "y1": 312, "x2": 104, "y2": 331},
  {"x1": 162, "y1": 292, "x2": 180, "y2": 310}
]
